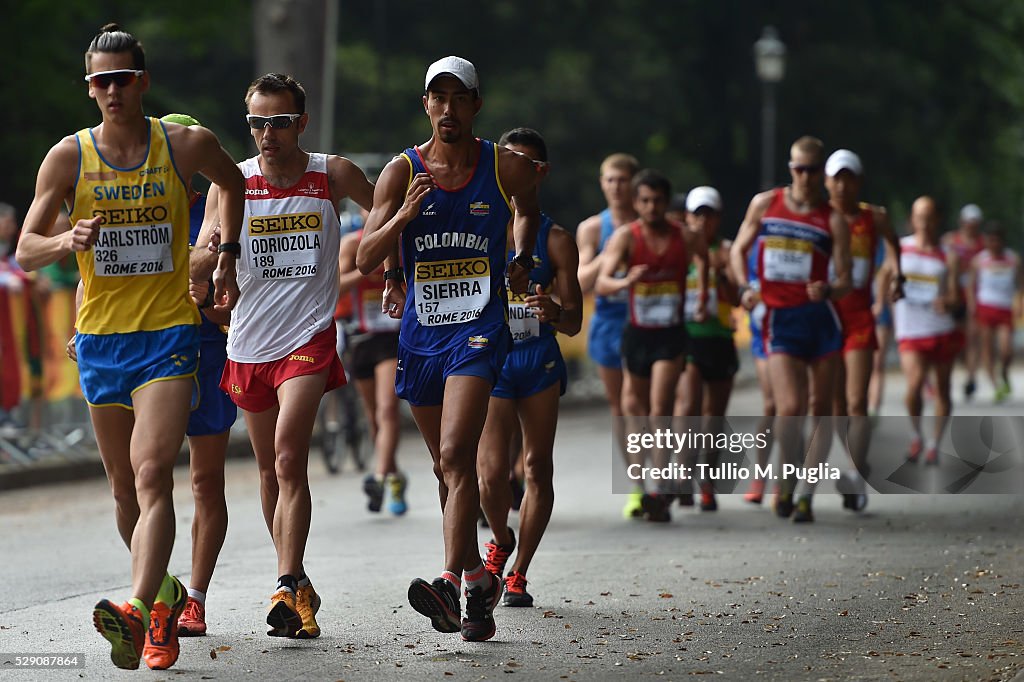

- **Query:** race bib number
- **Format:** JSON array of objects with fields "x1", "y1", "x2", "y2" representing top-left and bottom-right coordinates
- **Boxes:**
[
  {"x1": 851, "y1": 256, "x2": 871, "y2": 289},
  {"x1": 978, "y1": 266, "x2": 1015, "y2": 307},
  {"x1": 762, "y1": 237, "x2": 812, "y2": 283},
  {"x1": 849, "y1": 233, "x2": 873, "y2": 289},
  {"x1": 93, "y1": 223, "x2": 174, "y2": 277},
  {"x1": 361, "y1": 289, "x2": 402, "y2": 332},
  {"x1": 508, "y1": 293, "x2": 541, "y2": 342},
  {"x1": 414, "y1": 257, "x2": 490, "y2": 326},
  {"x1": 247, "y1": 211, "x2": 322, "y2": 280},
  {"x1": 903, "y1": 273, "x2": 940, "y2": 306},
  {"x1": 633, "y1": 281, "x2": 682, "y2": 327}
]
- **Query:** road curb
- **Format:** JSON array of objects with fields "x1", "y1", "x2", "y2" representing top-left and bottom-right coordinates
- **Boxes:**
[{"x1": 0, "y1": 436, "x2": 255, "y2": 493}]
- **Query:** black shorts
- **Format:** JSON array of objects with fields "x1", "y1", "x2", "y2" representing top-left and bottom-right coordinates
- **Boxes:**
[
  {"x1": 621, "y1": 325, "x2": 688, "y2": 378},
  {"x1": 350, "y1": 332, "x2": 400, "y2": 381},
  {"x1": 687, "y1": 336, "x2": 739, "y2": 382}
]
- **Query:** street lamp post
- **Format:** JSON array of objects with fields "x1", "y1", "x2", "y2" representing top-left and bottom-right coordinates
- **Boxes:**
[{"x1": 754, "y1": 26, "x2": 787, "y2": 190}]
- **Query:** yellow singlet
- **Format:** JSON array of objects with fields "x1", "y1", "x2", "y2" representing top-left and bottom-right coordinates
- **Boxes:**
[{"x1": 70, "y1": 117, "x2": 198, "y2": 334}]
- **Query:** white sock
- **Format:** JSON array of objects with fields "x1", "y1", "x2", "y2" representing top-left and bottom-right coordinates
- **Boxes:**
[
  {"x1": 187, "y1": 588, "x2": 206, "y2": 604},
  {"x1": 464, "y1": 563, "x2": 491, "y2": 591}
]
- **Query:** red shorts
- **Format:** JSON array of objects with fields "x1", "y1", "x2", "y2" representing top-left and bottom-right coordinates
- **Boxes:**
[
  {"x1": 839, "y1": 307, "x2": 878, "y2": 353},
  {"x1": 898, "y1": 330, "x2": 964, "y2": 365},
  {"x1": 975, "y1": 304, "x2": 1013, "y2": 329},
  {"x1": 220, "y1": 325, "x2": 346, "y2": 412}
]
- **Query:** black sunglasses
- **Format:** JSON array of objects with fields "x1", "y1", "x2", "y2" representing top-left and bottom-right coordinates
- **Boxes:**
[
  {"x1": 246, "y1": 113, "x2": 303, "y2": 129},
  {"x1": 84, "y1": 69, "x2": 144, "y2": 89}
]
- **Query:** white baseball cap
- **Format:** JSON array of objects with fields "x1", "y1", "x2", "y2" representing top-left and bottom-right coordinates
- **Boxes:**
[
  {"x1": 424, "y1": 56, "x2": 479, "y2": 93},
  {"x1": 959, "y1": 203, "x2": 983, "y2": 222},
  {"x1": 825, "y1": 149, "x2": 863, "y2": 177},
  {"x1": 685, "y1": 186, "x2": 722, "y2": 212}
]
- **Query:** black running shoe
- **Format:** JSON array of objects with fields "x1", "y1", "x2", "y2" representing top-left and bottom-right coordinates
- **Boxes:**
[
  {"x1": 408, "y1": 578, "x2": 461, "y2": 633},
  {"x1": 842, "y1": 493, "x2": 868, "y2": 512},
  {"x1": 483, "y1": 529, "x2": 516, "y2": 578},
  {"x1": 774, "y1": 492, "x2": 795, "y2": 518},
  {"x1": 462, "y1": 572, "x2": 501, "y2": 641},
  {"x1": 502, "y1": 571, "x2": 533, "y2": 607},
  {"x1": 964, "y1": 379, "x2": 976, "y2": 402},
  {"x1": 363, "y1": 474, "x2": 384, "y2": 513},
  {"x1": 792, "y1": 496, "x2": 814, "y2": 523},
  {"x1": 641, "y1": 493, "x2": 671, "y2": 523}
]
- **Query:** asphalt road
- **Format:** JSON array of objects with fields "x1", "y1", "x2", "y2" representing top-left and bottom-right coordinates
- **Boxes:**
[{"x1": 1, "y1": 366, "x2": 1023, "y2": 681}]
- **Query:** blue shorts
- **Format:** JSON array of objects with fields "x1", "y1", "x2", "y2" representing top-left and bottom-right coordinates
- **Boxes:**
[
  {"x1": 395, "y1": 324, "x2": 512, "y2": 407},
  {"x1": 492, "y1": 335, "x2": 567, "y2": 400},
  {"x1": 77, "y1": 324, "x2": 199, "y2": 409},
  {"x1": 187, "y1": 339, "x2": 237, "y2": 436},
  {"x1": 764, "y1": 301, "x2": 843, "y2": 361},
  {"x1": 587, "y1": 312, "x2": 626, "y2": 369},
  {"x1": 749, "y1": 303, "x2": 767, "y2": 361},
  {"x1": 876, "y1": 302, "x2": 892, "y2": 328}
]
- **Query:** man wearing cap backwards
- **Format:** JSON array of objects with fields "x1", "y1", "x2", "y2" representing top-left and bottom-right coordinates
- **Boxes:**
[
  {"x1": 596, "y1": 169, "x2": 708, "y2": 524},
  {"x1": 824, "y1": 150, "x2": 902, "y2": 513},
  {"x1": 15, "y1": 24, "x2": 244, "y2": 670},
  {"x1": 475, "y1": 126, "x2": 583, "y2": 609},
  {"x1": 730, "y1": 136, "x2": 851, "y2": 524},
  {"x1": 357, "y1": 56, "x2": 541, "y2": 642},
  {"x1": 674, "y1": 186, "x2": 739, "y2": 513},
  {"x1": 943, "y1": 203, "x2": 985, "y2": 400},
  {"x1": 193, "y1": 72, "x2": 374, "y2": 640},
  {"x1": 893, "y1": 196, "x2": 963, "y2": 465}
]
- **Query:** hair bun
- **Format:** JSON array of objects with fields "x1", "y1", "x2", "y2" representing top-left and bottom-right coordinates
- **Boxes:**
[{"x1": 100, "y1": 22, "x2": 122, "y2": 33}]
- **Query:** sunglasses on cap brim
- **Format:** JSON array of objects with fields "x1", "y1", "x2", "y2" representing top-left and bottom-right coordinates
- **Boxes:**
[
  {"x1": 246, "y1": 113, "x2": 303, "y2": 129},
  {"x1": 84, "y1": 69, "x2": 144, "y2": 88}
]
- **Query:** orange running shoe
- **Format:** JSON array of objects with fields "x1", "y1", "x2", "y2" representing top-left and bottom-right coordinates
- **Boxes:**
[
  {"x1": 92, "y1": 599, "x2": 146, "y2": 670},
  {"x1": 744, "y1": 478, "x2": 765, "y2": 505},
  {"x1": 143, "y1": 576, "x2": 187, "y2": 670},
  {"x1": 294, "y1": 584, "x2": 321, "y2": 639},
  {"x1": 907, "y1": 437, "x2": 923, "y2": 463},
  {"x1": 177, "y1": 597, "x2": 207, "y2": 636},
  {"x1": 267, "y1": 589, "x2": 301, "y2": 637}
]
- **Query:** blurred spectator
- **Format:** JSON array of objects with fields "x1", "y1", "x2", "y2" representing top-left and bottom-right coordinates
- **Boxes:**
[
  {"x1": 36, "y1": 211, "x2": 81, "y2": 403},
  {"x1": 0, "y1": 203, "x2": 32, "y2": 435}
]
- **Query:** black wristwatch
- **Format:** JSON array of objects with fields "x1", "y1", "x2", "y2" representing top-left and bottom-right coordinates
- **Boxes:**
[
  {"x1": 217, "y1": 241, "x2": 241, "y2": 257},
  {"x1": 510, "y1": 253, "x2": 535, "y2": 272},
  {"x1": 383, "y1": 267, "x2": 405, "y2": 282}
]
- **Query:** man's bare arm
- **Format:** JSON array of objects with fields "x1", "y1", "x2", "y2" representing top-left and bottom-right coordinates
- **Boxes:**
[
  {"x1": 498, "y1": 148, "x2": 542, "y2": 295},
  {"x1": 538, "y1": 225, "x2": 583, "y2": 336},
  {"x1": 190, "y1": 185, "x2": 221, "y2": 282},
  {"x1": 826, "y1": 210, "x2": 852, "y2": 300},
  {"x1": 337, "y1": 231, "x2": 365, "y2": 295},
  {"x1": 357, "y1": 157, "x2": 427, "y2": 275},
  {"x1": 16, "y1": 137, "x2": 94, "y2": 272},
  {"x1": 729, "y1": 191, "x2": 772, "y2": 308},
  {"x1": 595, "y1": 228, "x2": 635, "y2": 297},
  {"x1": 575, "y1": 216, "x2": 603, "y2": 294}
]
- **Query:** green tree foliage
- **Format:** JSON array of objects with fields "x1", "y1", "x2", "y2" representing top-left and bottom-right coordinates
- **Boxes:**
[{"x1": 5, "y1": 1, "x2": 1024, "y2": 243}]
